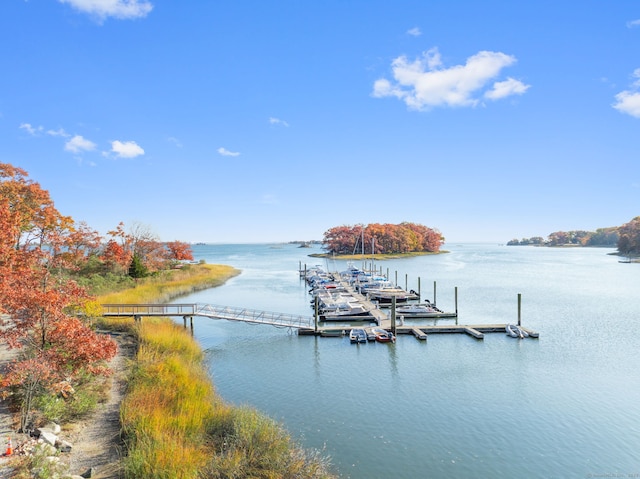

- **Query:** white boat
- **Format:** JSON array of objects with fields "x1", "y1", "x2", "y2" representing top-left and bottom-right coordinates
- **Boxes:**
[
  {"x1": 371, "y1": 327, "x2": 395, "y2": 342},
  {"x1": 366, "y1": 285, "x2": 413, "y2": 304},
  {"x1": 393, "y1": 303, "x2": 457, "y2": 318},
  {"x1": 320, "y1": 302, "x2": 374, "y2": 321},
  {"x1": 505, "y1": 324, "x2": 529, "y2": 339},
  {"x1": 349, "y1": 328, "x2": 367, "y2": 343}
]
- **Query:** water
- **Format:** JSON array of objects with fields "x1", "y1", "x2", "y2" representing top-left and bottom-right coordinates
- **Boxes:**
[{"x1": 180, "y1": 243, "x2": 640, "y2": 479}]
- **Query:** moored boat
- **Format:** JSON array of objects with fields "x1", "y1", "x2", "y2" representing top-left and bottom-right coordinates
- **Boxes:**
[
  {"x1": 371, "y1": 327, "x2": 395, "y2": 343},
  {"x1": 505, "y1": 324, "x2": 529, "y2": 339},
  {"x1": 319, "y1": 302, "x2": 374, "y2": 321},
  {"x1": 394, "y1": 302, "x2": 456, "y2": 318},
  {"x1": 349, "y1": 328, "x2": 367, "y2": 343}
]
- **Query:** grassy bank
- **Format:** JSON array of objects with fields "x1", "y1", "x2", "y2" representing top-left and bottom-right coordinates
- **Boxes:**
[
  {"x1": 99, "y1": 263, "x2": 240, "y2": 304},
  {"x1": 99, "y1": 264, "x2": 335, "y2": 479}
]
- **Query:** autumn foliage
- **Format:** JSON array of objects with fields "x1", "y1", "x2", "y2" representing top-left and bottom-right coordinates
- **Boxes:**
[
  {"x1": 617, "y1": 216, "x2": 640, "y2": 254},
  {"x1": 322, "y1": 222, "x2": 444, "y2": 255},
  {"x1": 0, "y1": 163, "x2": 120, "y2": 429}
]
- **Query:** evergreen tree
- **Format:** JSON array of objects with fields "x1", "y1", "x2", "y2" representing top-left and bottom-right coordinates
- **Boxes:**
[{"x1": 128, "y1": 253, "x2": 148, "y2": 278}]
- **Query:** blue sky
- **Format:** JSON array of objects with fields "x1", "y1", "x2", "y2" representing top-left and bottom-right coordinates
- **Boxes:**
[{"x1": 1, "y1": 1, "x2": 639, "y2": 244}]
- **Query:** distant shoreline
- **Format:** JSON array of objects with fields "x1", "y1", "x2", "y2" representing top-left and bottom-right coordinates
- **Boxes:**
[{"x1": 308, "y1": 251, "x2": 449, "y2": 260}]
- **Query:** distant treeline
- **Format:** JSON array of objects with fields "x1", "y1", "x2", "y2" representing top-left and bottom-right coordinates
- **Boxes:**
[
  {"x1": 507, "y1": 216, "x2": 640, "y2": 254},
  {"x1": 323, "y1": 222, "x2": 444, "y2": 255}
]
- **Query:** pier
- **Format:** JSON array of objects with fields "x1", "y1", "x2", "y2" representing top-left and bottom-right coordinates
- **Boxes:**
[
  {"x1": 299, "y1": 262, "x2": 539, "y2": 340},
  {"x1": 100, "y1": 267, "x2": 539, "y2": 341}
]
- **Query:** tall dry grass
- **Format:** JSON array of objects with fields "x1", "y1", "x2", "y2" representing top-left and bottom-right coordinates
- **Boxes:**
[
  {"x1": 98, "y1": 263, "x2": 335, "y2": 479},
  {"x1": 120, "y1": 319, "x2": 215, "y2": 478},
  {"x1": 99, "y1": 263, "x2": 239, "y2": 305}
]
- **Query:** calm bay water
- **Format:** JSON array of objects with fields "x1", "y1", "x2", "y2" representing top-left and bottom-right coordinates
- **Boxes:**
[{"x1": 180, "y1": 243, "x2": 640, "y2": 479}]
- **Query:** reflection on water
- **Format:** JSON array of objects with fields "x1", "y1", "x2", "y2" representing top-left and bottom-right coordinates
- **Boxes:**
[{"x1": 179, "y1": 243, "x2": 640, "y2": 479}]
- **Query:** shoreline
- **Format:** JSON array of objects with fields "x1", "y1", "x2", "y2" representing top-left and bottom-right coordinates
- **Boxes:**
[{"x1": 308, "y1": 250, "x2": 449, "y2": 260}]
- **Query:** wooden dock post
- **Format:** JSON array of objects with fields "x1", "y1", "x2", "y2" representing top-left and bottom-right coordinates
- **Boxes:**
[
  {"x1": 433, "y1": 281, "x2": 437, "y2": 306},
  {"x1": 517, "y1": 293, "x2": 522, "y2": 326},
  {"x1": 455, "y1": 286, "x2": 458, "y2": 312},
  {"x1": 395, "y1": 270, "x2": 398, "y2": 287},
  {"x1": 183, "y1": 316, "x2": 194, "y2": 335},
  {"x1": 391, "y1": 296, "x2": 397, "y2": 336},
  {"x1": 405, "y1": 273, "x2": 408, "y2": 292},
  {"x1": 314, "y1": 295, "x2": 319, "y2": 334},
  {"x1": 418, "y1": 276, "x2": 421, "y2": 300}
]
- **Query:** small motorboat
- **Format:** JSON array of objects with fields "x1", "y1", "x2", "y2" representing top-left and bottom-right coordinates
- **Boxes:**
[
  {"x1": 505, "y1": 324, "x2": 529, "y2": 339},
  {"x1": 371, "y1": 327, "x2": 395, "y2": 343},
  {"x1": 320, "y1": 302, "x2": 374, "y2": 321},
  {"x1": 393, "y1": 302, "x2": 455, "y2": 319},
  {"x1": 349, "y1": 328, "x2": 367, "y2": 343}
]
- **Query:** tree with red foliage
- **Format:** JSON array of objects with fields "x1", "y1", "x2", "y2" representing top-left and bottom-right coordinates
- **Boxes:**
[
  {"x1": 0, "y1": 163, "x2": 117, "y2": 430},
  {"x1": 166, "y1": 240, "x2": 194, "y2": 261},
  {"x1": 106, "y1": 221, "x2": 191, "y2": 275},
  {"x1": 322, "y1": 222, "x2": 444, "y2": 255},
  {"x1": 617, "y1": 216, "x2": 640, "y2": 255},
  {"x1": 101, "y1": 239, "x2": 131, "y2": 274}
]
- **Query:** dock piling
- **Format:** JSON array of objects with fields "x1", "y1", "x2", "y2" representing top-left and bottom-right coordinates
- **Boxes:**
[
  {"x1": 391, "y1": 296, "x2": 397, "y2": 336},
  {"x1": 433, "y1": 281, "x2": 437, "y2": 307},
  {"x1": 517, "y1": 293, "x2": 522, "y2": 326}
]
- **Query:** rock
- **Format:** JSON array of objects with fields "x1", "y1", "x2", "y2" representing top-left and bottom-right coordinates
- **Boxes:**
[
  {"x1": 44, "y1": 422, "x2": 62, "y2": 435},
  {"x1": 56, "y1": 439, "x2": 73, "y2": 453},
  {"x1": 80, "y1": 467, "x2": 93, "y2": 478},
  {"x1": 39, "y1": 430, "x2": 58, "y2": 447}
]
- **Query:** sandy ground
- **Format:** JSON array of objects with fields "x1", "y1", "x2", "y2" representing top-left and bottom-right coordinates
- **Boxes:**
[{"x1": 0, "y1": 332, "x2": 135, "y2": 479}]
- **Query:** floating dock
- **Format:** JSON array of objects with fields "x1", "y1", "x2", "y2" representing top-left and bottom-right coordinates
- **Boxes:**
[
  {"x1": 300, "y1": 263, "x2": 539, "y2": 340},
  {"x1": 299, "y1": 324, "x2": 539, "y2": 340}
]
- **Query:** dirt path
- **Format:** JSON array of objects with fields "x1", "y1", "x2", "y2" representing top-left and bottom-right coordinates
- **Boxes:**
[
  {"x1": 64, "y1": 333, "x2": 135, "y2": 479},
  {"x1": 0, "y1": 339, "x2": 22, "y2": 479},
  {"x1": 0, "y1": 332, "x2": 135, "y2": 479}
]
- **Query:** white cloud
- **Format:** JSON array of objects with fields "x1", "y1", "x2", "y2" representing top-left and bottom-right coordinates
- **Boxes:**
[
  {"x1": 167, "y1": 136, "x2": 183, "y2": 148},
  {"x1": 613, "y1": 91, "x2": 640, "y2": 118},
  {"x1": 111, "y1": 140, "x2": 145, "y2": 158},
  {"x1": 485, "y1": 77, "x2": 531, "y2": 100},
  {"x1": 217, "y1": 147, "x2": 240, "y2": 157},
  {"x1": 633, "y1": 68, "x2": 640, "y2": 87},
  {"x1": 58, "y1": 0, "x2": 153, "y2": 20},
  {"x1": 19, "y1": 123, "x2": 43, "y2": 135},
  {"x1": 407, "y1": 27, "x2": 422, "y2": 37},
  {"x1": 47, "y1": 128, "x2": 69, "y2": 137},
  {"x1": 372, "y1": 48, "x2": 530, "y2": 110},
  {"x1": 65, "y1": 135, "x2": 97, "y2": 153},
  {"x1": 613, "y1": 69, "x2": 640, "y2": 118},
  {"x1": 269, "y1": 117, "x2": 289, "y2": 127},
  {"x1": 627, "y1": 19, "x2": 640, "y2": 28}
]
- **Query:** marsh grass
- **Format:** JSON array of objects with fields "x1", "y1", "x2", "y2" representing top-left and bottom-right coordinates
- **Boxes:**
[
  {"x1": 98, "y1": 264, "x2": 335, "y2": 478},
  {"x1": 99, "y1": 264, "x2": 240, "y2": 304},
  {"x1": 120, "y1": 319, "x2": 214, "y2": 478}
]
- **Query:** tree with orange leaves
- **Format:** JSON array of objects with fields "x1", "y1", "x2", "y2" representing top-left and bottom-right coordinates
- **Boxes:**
[
  {"x1": 322, "y1": 222, "x2": 444, "y2": 255},
  {"x1": 166, "y1": 240, "x2": 194, "y2": 261},
  {"x1": 0, "y1": 163, "x2": 117, "y2": 431}
]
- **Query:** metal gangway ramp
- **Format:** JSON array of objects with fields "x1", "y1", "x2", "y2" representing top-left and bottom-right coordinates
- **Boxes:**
[{"x1": 101, "y1": 303, "x2": 314, "y2": 330}]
